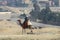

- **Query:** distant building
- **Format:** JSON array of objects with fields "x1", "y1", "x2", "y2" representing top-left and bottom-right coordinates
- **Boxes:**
[
  {"x1": 50, "y1": 7, "x2": 60, "y2": 12},
  {"x1": 49, "y1": 0, "x2": 55, "y2": 7},
  {"x1": 24, "y1": 0, "x2": 31, "y2": 4},
  {"x1": 0, "y1": 1, "x2": 2, "y2": 5},
  {"x1": 39, "y1": 1, "x2": 49, "y2": 7},
  {"x1": 49, "y1": 0, "x2": 59, "y2": 7},
  {"x1": 59, "y1": 0, "x2": 60, "y2": 6},
  {"x1": 0, "y1": 1, "x2": 7, "y2": 6},
  {"x1": 34, "y1": 0, "x2": 49, "y2": 10}
]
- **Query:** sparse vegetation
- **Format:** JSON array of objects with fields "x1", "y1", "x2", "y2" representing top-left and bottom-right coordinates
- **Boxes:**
[
  {"x1": 0, "y1": 20, "x2": 60, "y2": 40},
  {"x1": 30, "y1": 3, "x2": 60, "y2": 25},
  {"x1": 30, "y1": 2, "x2": 40, "y2": 21}
]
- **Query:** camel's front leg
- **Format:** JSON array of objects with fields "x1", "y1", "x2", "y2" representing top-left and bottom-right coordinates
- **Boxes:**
[
  {"x1": 24, "y1": 29, "x2": 26, "y2": 34},
  {"x1": 22, "y1": 28, "x2": 23, "y2": 34},
  {"x1": 22, "y1": 29, "x2": 26, "y2": 34}
]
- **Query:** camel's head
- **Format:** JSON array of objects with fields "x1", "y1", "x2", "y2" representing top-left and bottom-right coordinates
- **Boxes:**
[
  {"x1": 17, "y1": 19, "x2": 21, "y2": 23},
  {"x1": 17, "y1": 19, "x2": 22, "y2": 25}
]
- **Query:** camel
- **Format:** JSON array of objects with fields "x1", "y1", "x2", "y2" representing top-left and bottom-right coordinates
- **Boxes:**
[{"x1": 17, "y1": 17, "x2": 33, "y2": 34}]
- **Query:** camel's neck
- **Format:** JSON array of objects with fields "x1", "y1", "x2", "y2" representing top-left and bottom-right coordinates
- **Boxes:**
[{"x1": 19, "y1": 21, "x2": 22, "y2": 26}]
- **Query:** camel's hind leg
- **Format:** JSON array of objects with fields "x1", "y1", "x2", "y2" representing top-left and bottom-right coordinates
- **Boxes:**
[
  {"x1": 29, "y1": 25, "x2": 33, "y2": 33},
  {"x1": 31, "y1": 28, "x2": 33, "y2": 33}
]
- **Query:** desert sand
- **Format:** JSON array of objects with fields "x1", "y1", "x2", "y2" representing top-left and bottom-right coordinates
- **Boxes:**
[{"x1": 0, "y1": 20, "x2": 60, "y2": 40}]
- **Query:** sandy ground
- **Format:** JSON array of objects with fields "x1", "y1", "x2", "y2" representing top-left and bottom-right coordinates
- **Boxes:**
[{"x1": 0, "y1": 20, "x2": 60, "y2": 40}]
